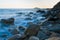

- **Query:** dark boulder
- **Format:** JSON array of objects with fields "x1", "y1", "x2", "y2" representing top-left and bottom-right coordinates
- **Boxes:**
[
  {"x1": 25, "y1": 17, "x2": 32, "y2": 20},
  {"x1": 29, "y1": 12, "x2": 33, "y2": 14},
  {"x1": 17, "y1": 12, "x2": 23, "y2": 14},
  {"x1": 25, "y1": 23, "x2": 40, "y2": 36},
  {"x1": 1, "y1": 18, "x2": 14, "y2": 25},
  {"x1": 8, "y1": 34, "x2": 22, "y2": 40},
  {"x1": 10, "y1": 28, "x2": 20, "y2": 35}
]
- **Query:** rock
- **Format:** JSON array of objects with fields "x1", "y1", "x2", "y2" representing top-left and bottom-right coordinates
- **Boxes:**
[
  {"x1": 18, "y1": 26, "x2": 26, "y2": 31},
  {"x1": 29, "y1": 12, "x2": 33, "y2": 14},
  {"x1": 52, "y1": 1, "x2": 60, "y2": 10},
  {"x1": 25, "y1": 17, "x2": 32, "y2": 20},
  {"x1": 1, "y1": 18, "x2": 14, "y2": 25},
  {"x1": 17, "y1": 12, "x2": 23, "y2": 14},
  {"x1": 36, "y1": 10, "x2": 45, "y2": 13},
  {"x1": 50, "y1": 32, "x2": 60, "y2": 37},
  {"x1": 10, "y1": 28, "x2": 20, "y2": 35},
  {"x1": 28, "y1": 36, "x2": 39, "y2": 40},
  {"x1": 51, "y1": 2, "x2": 60, "y2": 13},
  {"x1": 1, "y1": 34, "x2": 7, "y2": 37},
  {"x1": 45, "y1": 37, "x2": 60, "y2": 40},
  {"x1": 49, "y1": 24, "x2": 60, "y2": 33},
  {"x1": 37, "y1": 30, "x2": 51, "y2": 40},
  {"x1": 45, "y1": 2, "x2": 60, "y2": 20},
  {"x1": 25, "y1": 23, "x2": 40, "y2": 36},
  {"x1": 8, "y1": 34, "x2": 22, "y2": 40}
]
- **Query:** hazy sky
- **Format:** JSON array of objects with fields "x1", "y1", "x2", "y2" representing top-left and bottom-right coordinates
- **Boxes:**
[{"x1": 0, "y1": 0, "x2": 60, "y2": 8}]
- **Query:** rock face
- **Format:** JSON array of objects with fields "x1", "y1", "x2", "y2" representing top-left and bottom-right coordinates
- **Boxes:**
[
  {"x1": 52, "y1": 2, "x2": 60, "y2": 10},
  {"x1": 46, "y1": 2, "x2": 60, "y2": 22}
]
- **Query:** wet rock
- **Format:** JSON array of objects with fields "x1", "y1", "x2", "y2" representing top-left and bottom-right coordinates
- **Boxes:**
[
  {"x1": 17, "y1": 12, "x2": 23, "y2": 14},
  {"x1": 29, "y1": 12, "x2": 33, "y2": 14},
  {"x1": 45, "y1": 37, "x2": 60, "y2": 40},
  {"x1": 48, "y1": 24, "x2": 60, "y2": 33},
  {"x1": 25, "y1": 23, "x2": 40, "y2": 36},
  {"x1": 8, "y1": 34, "x2": 22, "y2": 40},
  {"x1": 25, "y1": 17, "x2": 32, "y2": 20},
  {"x1": 37, "y1": 30, "x2": 51, "y2": 40},
  {"x1": 36, "y1": 10, "x2": 45, "y2": 13},
  {"x1": 1, "y1": 18, "x2": 14, "y2": 25},
  {"x1": 28, "y1": 36, "x2": 39, "y2": 40},
  {"x1": 1, "y1": 34, "x2": 7, "y2": 37},
  {"x1": 18, "y1": 26, "x2": 26, "y2": 31},
  {"x1": 52, "y1": 1, "x2": 60, "y2": 10},
  {"x1": 10, "y1": 28, "x2": 20, "y2": 35}
]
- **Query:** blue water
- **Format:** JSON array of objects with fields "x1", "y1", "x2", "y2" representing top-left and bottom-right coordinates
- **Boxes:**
[{"x1": 0, "y1": 9, "x2": 45, "y2": 40}]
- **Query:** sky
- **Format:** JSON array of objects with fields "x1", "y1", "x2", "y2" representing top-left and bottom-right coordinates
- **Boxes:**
[{"x1": 0, "y1": 0, "x2": 60, "y2": 8}]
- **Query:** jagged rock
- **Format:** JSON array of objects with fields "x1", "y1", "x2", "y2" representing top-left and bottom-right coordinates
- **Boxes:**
[
  {"x1": 1, "y1": 18, "x2": 14, "y2": 25},
  {"x1": 10, "y1": 28, "x2": 20, "y2": 35},
  {"x1": 28, "y1": 36, "x2": 39, "y2": 40},
  {"x1": 25, "y1": 23, "x2": 40, "y2": 36},
  {"x1": 45, "y1": 2, "x2": 60, "y2": 19},
  {"x1": 52, "y1": 2, "x2": 60, "y2": 10},
  {"x1": 51, "y1": 2, "x2": 60, "y2": 13}
]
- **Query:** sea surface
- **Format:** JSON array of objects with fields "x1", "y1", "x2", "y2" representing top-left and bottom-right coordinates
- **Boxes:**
[{"x1": 0, "y1": 9, "x2": 46, "y2": 40}]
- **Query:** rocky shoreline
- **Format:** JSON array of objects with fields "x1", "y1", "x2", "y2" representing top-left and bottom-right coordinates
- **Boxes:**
[{"x1": 0, "y1": 1, "x2": 60, "y2": 40}]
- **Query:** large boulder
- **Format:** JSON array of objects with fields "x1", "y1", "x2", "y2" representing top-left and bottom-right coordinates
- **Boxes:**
[{"x1": 25, "y1": 23, "x2": 40, "y2": 36}]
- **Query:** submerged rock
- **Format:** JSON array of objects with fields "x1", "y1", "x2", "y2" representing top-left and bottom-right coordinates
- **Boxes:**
[
  {"x1": 10, "y1": 28, "x2": 20, "y2": 35},
  {"x1": 29, "y1": 12, "x2": 33, "y2": 14},
  {"x1": 25, "y1": 17, "x2": 32, "y2": 20}
]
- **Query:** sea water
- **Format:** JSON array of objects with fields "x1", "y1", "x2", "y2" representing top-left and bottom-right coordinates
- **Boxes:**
[{"x1": 0, "y1": 9, "x2": 45, "y2": 40}]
